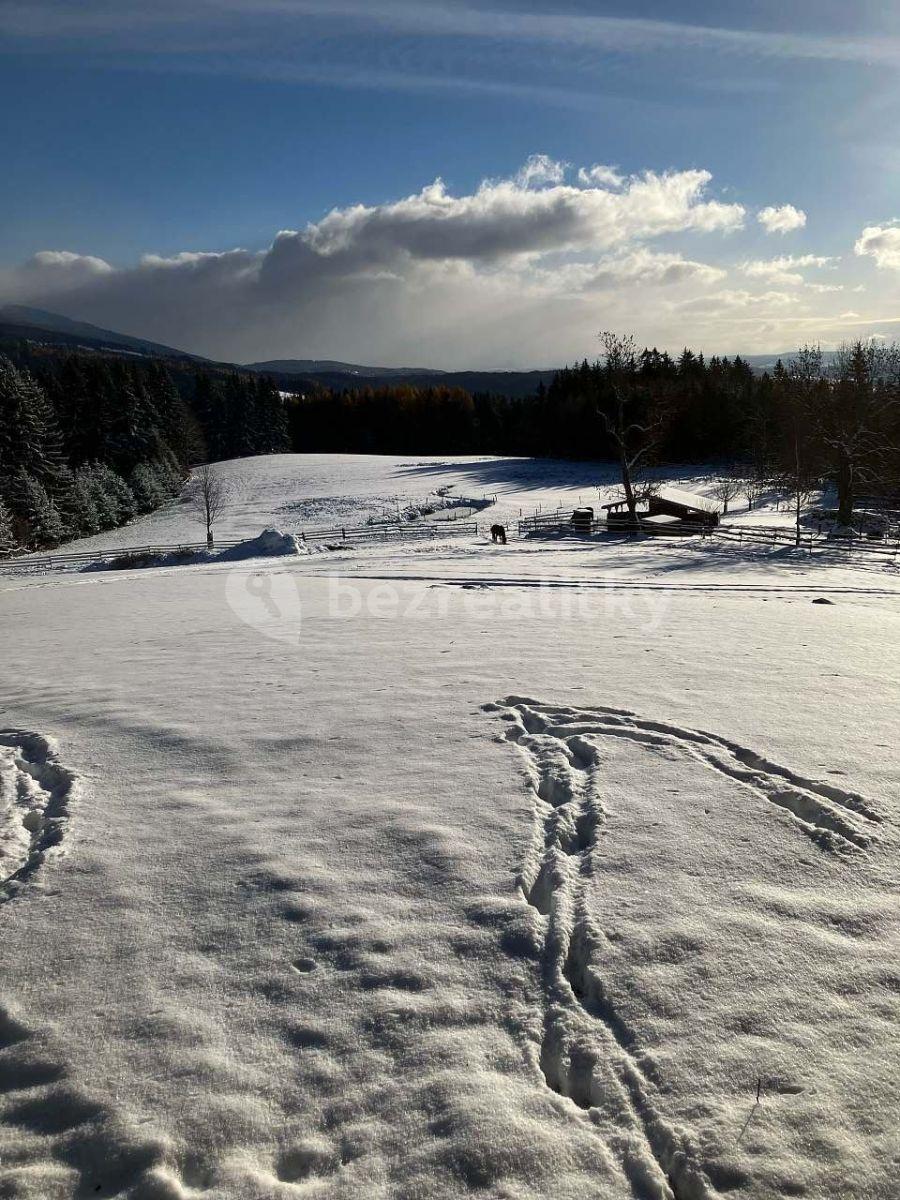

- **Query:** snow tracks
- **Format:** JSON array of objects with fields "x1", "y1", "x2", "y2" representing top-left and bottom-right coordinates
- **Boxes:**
[
  {"x1": 484, "y1": 697, "x2": 881, "y2": 1200},
  {"x1": 0, "y1": 732, "x2": 77, "y2": 899}
]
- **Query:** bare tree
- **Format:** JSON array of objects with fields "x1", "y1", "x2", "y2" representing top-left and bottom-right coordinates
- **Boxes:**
[
  {"x1": 187, "y1": 463, "x2": 230, "y2": 547},
  {"x1": 740, "y1": 466, "x2": 767, "y2": 511},
  {"x1": 598, "y1": 332, "x2": 664, "y2": 523},
  {"x1": 823, "y1": 341, "x2": 899, "y2": 525},
  {"x1": 709, "y1": 469, "x2": 743, "y2": 514},
  {"x1": 774, "y1": 351, "x2": 825, "y2": 546}
]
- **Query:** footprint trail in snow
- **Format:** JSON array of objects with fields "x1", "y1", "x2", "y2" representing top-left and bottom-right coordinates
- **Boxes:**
[
  {"x1": 0, "y1": 731, "x2": 78, "y2": 898},
  {"x1": 484, "y1": 697, "x2": 881, "y2": 1200}
]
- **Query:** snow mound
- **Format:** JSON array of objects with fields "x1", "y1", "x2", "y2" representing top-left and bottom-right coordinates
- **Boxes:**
[
  {"x1": 87, "y1": 529, "x2": 307, "y2": 572},
  {"x1": 215, "y1": 529, "x2": 305, "y2": 562}
]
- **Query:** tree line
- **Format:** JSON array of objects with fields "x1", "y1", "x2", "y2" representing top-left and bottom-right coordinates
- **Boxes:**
[
  {"x1": 589, "y1": 333, "x2": 900, "y2": 537},
  {"x1": 3, "y1": 333, "x2": 898, "y2": 554},
  {"x1": 286, "y1": 339, "x2": 900, "y2": 533},
  {"x1": 281, "y1": 352, "x2": 760, "y2": 462},
  {"x1": 0, "y1": 349, "x2": 290, "y2": 553}
]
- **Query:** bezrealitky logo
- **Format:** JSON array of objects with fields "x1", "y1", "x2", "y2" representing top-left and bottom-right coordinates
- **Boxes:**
[{"x1": 225, "y1": 569, "x2": 304, "y2": 645}]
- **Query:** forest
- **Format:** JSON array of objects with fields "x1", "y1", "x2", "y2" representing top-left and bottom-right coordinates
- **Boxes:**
[
  {"x1": 0, "y1": 350, "x2": 289, "y2": 552},
  {"x1": 2, "y1": 335, "x2": 898, "y2": 552},
  {"x1": 285, "y1": 338, "x2": 900, "y2": 526}
]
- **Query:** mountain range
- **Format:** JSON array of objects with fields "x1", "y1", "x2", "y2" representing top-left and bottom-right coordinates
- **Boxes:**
[{"x1": 0, "y1": 304, "x2": 823, "y2": 395}]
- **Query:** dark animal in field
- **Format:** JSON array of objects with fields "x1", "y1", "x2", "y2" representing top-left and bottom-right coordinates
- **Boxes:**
[{"x1": 490, "y1": 524, "x2": 507, "y2": 544}]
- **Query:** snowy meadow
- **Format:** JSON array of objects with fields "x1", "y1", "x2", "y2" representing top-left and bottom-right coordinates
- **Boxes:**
[{"x1": 0, "y1": 454, "x2": 898, "y2": 1200}]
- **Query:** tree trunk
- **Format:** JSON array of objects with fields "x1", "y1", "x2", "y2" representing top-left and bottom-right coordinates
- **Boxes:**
[
  {"x1": 794, "y1": 431, "x2": 803, "y2": 548},
  {"x1": 617, "y1": 396, "x2": 639, "y2": 524},
  {"x1": 621, "y1": 452, "x2": 638, "y2": 522},
  {"x1": 837, "y1": 451, "x2": 854, "y2": 526}
]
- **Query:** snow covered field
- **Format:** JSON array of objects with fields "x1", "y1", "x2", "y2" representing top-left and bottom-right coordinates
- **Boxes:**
[
  {"x1": 9, "y1": 452, "x2": 810, "y2": 557},
  {"x1": 1, "y1": 455, "x2": 898, "y2": 1200}
]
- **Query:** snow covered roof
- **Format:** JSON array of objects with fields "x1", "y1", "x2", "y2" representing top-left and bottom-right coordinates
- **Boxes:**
[{"x1": 654, "y1": 487, "x2": 721, "y2": 515}]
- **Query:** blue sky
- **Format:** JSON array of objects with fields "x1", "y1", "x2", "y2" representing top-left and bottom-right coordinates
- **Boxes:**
[{"x1": 3, "y1": 1, "x2": 900, "y2": 366}]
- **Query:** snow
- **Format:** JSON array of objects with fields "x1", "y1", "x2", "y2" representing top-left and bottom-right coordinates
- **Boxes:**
[
  {"x1": 642, "y1": 513, "x2": 682, "y2": 526},
  {"x1": 215, "y1": 529, "x2": 304, "y2": 562},
  {"x1": 0, "y1": 453, "x2": 898, "y2": 1200},
  {"x1": 654, "y1": 487, "x2": 722, "y2": 516}
]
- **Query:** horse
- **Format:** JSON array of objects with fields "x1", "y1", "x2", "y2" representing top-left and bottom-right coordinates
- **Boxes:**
[{"x1": 490, "y1": 524, "x2": 507, "y2": 544}]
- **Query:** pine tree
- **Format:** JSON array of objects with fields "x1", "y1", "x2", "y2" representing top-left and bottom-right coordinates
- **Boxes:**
[
  {"x1": 93, "y1": 463, "x2": 137, "y2": 524},
  {"x1": 57, "y1": 465, "x2": 101, "y2": 536},
  {"x1": 0, "y1": 495, "x2": 17, "y2": 557},
  {"x1": 129, "y1": 463, "x2": 163, "y2": 513},
  {"x1": 77, "y1": 465, "x2": 119, "y2": 530},
  {"x1": 10, "y1": 470, "x2": 67, "y2": 547},
  {"x1": 0, "y1": 357, "x2": 66, "y2": 487},
  {"x1": 254, "y1": 377, "x2": 291, "y2": 453},
  {"x1": 154, "y1": 450, "x2": 184, "y2": 495},
  {"x1": 146, "y1": 361, "x2": 198, "y2": 464}
]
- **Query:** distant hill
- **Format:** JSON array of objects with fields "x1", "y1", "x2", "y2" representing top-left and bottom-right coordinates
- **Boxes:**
[
  {"x1": 0, "y1": 305, "x2": 204, "y2": 362},
  {"x1": 250, "y1": 362, "x2": 560, "y2": 398},
  {"x1": 2, "y1": 303, "x2": 816, "y2": 394},
  {"x1": 246, "y1": 358, "x2": 447, "y2": 378},
  {"x1": 742, "y1": 351, "x2": 841, "y2": 373},
  {"x1": 0, "y1": 307, "x2": 557, "y2": 396}
]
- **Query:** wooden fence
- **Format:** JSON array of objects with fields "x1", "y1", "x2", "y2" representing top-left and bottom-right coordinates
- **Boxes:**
[
  {"x1": 2, "y1": 520, "x2": 481, "y2": 571},
  {"x1": 296, "y1": 521, "x2": 479, "y2": 544},
  {"x1": 517, "y1": 512, "x2": 900, "y2": 560}
]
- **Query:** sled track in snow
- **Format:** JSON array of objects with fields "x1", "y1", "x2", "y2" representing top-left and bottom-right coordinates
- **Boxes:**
[
  {"x1": 0, "y1": 732, "x2": 77, "y2": 898},
  {"x1": 485, "y1": 697, "x2": 880, "y2": 1200}
]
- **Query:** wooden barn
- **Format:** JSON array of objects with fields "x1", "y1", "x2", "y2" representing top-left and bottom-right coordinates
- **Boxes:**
[{"x1": 602, "y1": 487, "x2": 720, "y2": 531}]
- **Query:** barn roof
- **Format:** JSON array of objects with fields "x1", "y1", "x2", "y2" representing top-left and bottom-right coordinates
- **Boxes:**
[
  {"x1": 655, "y1": 487, "x2": 721, "y2": 515},
  {"x1": 601, "y1": 486, "x2": 720, "y2": 514}
]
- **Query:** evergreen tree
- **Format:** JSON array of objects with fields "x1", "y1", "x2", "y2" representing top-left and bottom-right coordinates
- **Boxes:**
[
  {"x1": 0, "y1": 495, "x2": 16, "y2": 557},
  {"x1": 0, "y1": 357, "x2": 66, "y2": 487},
  {"x1": 93, "y1": 462, "x2": 137, "y2": 524},
  {"x1": 146, "y1": 361, "x2": 201, "y2": 463},
  {"x1": 129, "y1": 463, "x2": 166, "y2": 513},
  {"x1": 9, "y1": 470, "x2": 67, "y2": 547},
  {"x1": 77, "y1": 464, "x2": 119, "y2": 530},
  {"x1": 253, "y1": 377, "x2": 291, "y2": 453},
  {"x1": 57, "y1": 466, "x2": 101, "y2": 536},
  {"x1": 154, "y1": 450, "x2": 184, "y2": 495}
]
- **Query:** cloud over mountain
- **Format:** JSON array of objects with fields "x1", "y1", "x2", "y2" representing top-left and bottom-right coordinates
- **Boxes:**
[
  {"x1": 3, "y1": 159, "x2": 869, "y2": 365},
  {"x1": 0, "y1": 161, "x2": 751, "y2": 363}
]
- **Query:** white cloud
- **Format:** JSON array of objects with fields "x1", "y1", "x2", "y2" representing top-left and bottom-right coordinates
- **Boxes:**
[
  {"x1": 740, "y1": 253, "x2": 836, "y2": 285},
  {"x1": 15, "y1": 249, "x2": 114, "y2": 291},
  {"x1": 855, "y1": 223, "x2": 900, "y2": 270},
  {"x1": 514, "y1": 154, "x2": 567, "y2": 188},
  {"x1": 677, "y1": 289, "x2": 801, "y2": 314},
  {"x1": 3, "y1": 161, "x2": 830, "y2": 366},
  {"x1": 757, "y1": 205, "x2": 807, "y2": 234},
  {"x1": 540, "y1": 249, "x2": 726, "y2": 294},
  {"x1": 296, "y1": 168, "x2": 744, "y2": 269},
  {"x1": 9, "y1": 3, "x2": 900, "y2": 72},
  {"x1": 577, "y1": 164, "x2": 625, "y2": 189}
]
